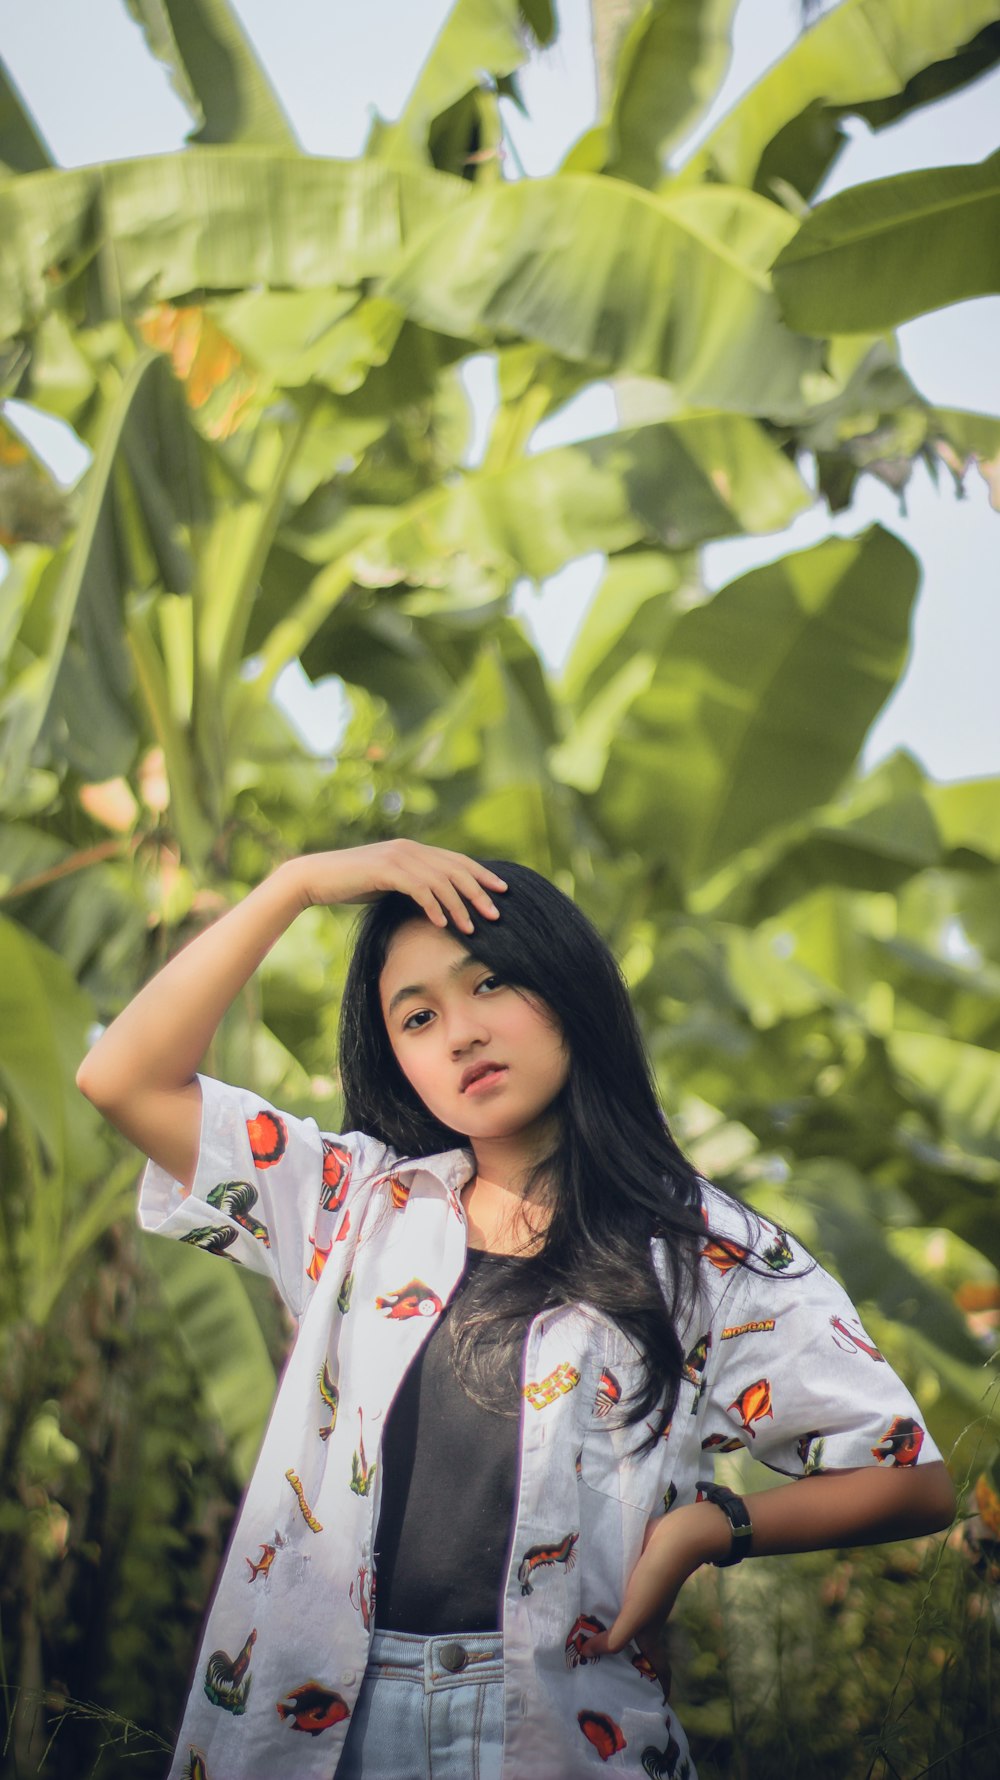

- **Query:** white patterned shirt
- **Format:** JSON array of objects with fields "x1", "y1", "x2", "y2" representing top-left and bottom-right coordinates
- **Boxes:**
[{"x1": 140, "y1": 1076, "x2": 942, "y2": 1780}]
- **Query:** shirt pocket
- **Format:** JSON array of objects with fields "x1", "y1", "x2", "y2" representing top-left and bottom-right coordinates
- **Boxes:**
[{"x1": 577, "y1": 1328, "x2": 673, "y2": 1512}]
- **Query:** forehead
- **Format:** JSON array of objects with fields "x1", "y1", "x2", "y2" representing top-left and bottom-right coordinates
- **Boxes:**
[{"x1": 378, "y1": 919, "x2": 474, "y2": 1003}]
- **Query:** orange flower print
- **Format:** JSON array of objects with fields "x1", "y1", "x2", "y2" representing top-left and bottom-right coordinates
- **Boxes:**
[{"x1": 247, "y1": 1110, "x2": 287, "y2": 1168}]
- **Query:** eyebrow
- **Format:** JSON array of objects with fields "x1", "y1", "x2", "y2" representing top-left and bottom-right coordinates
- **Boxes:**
[{"x1": 386, "y1": 952, "x2": 478, "y2": 1018}]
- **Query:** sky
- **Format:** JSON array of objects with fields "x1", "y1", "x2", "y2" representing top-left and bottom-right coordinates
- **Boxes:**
[{"x1": 3, "y1": 0, "x2": 999, "y2": 783}]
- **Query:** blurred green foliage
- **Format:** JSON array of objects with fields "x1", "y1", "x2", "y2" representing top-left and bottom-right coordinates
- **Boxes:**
[{"x1": 1, "y1": 1, "x2": 998, "y2": 1773}]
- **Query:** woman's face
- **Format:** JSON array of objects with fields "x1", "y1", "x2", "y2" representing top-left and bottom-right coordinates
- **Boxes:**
[{"x1": 379, "y1": 919, "x2": 570, "y2": 1145}]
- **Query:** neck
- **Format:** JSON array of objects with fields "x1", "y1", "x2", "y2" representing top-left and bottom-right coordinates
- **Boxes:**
[
  {"x1": 468, "y1": 1112, "x2": 557, "y2": 1195},
  {"x1": 461, "y1": 1119, "x2": 557, "y2": 1255}
]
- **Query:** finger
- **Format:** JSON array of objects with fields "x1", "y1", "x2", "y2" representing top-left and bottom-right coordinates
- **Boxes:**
[
  {"x1": 451, "y1": 869, "x2": 504, "y2": 921},
  {"x1": 434, "y1": 877, "x2": 480, "y2": 934},
  {"x1": 577, "y1": 1622, "x2": 629, "y2": 1660},
  {"x1": 403, "y1": 882, "x2": 451, "y2": 929}
]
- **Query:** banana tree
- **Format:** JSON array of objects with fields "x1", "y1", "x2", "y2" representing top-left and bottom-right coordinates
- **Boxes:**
[{"x1": 1, "y1": 0, "x2": 999, "y2": 1769}]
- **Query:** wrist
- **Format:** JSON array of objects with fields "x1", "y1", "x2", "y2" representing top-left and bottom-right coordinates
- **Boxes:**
[{"x1": 271, "y1": 855, "x2": 318, "y2": 912}]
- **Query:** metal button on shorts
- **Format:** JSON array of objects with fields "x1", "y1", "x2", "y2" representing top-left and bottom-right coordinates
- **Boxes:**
[{"x1": 437, "y1": 1641, "x2": 468, "y2": 1673}]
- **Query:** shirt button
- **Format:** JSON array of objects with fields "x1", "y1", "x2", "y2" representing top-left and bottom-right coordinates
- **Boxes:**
[{"x1": 342, "y1": 1670, "x2": 357, "y2": 1686}]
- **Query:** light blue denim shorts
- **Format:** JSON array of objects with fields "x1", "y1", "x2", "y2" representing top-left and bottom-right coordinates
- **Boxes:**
[{"x1": 336, "y1": 1628, "x2": 504, "y2": 1780}]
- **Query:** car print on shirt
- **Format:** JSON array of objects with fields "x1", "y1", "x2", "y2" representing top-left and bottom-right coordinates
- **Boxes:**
[
  {"x1": 578, "y1": 1710, "x2": 626, "y2": 1760},
  {"x1": 275, "y1": 1681, "x2": 350, "y2": 1736},
  {"x1": 246, "y1": 1110, "x2": 287, "y2": 1168},
  {"x1": 872, "y1": 1416, "x2": 924, "y2": 1466},
  {"x1": 375, "y1": 1279, "x2": 443, "y2": 1320},
  {"x1": 203, "y1": 1628, "x2": 256, "y2": 1715},
  {"x1": 517, "y1": 1530, "x2": 579, "y2": 1595},
  {"x1": 726, "y1": 1378, "x2": 774, "y2": 1438}
]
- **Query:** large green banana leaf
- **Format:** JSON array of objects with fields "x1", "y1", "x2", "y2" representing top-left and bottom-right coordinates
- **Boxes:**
[
  {"x1": 0, "y1": 55, "x2": 53, "y2": 173},
  {"x1": 680, "y1": 0, "x2": 1000, "y2": 199},
  {"x1": 383, "y1": 174, "x2": 824, "y2": 415},
  {"x1": 568, "y1": 0, "x2": 740, "y2": 187},
  {"x1": 0, "y1": 151, "x2": 473, "y2": 340},
  {"x1": 124, "y1": 0, "x2": 298, "y2": 147},
  {"x1": 153, "y1": 1243, "x2": 277, "y2": 1485},
  {"x1": 370, "y1": 0, "x2": 530, "y2": 166},
  {"x1": 590, "y1": 526, "x2": 919, "y2": 894},
  {"x1": 252, "y1": 411, "x2": 810, "y2": 690},
  {"x1": 773, "y1": 151, "x2": 1000, "y2": 334}
]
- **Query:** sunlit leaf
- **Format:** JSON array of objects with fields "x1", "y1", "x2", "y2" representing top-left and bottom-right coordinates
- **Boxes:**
[
  {"x1": 681, "y1": 0, "x2": 1000, "y2": 199},
  {"x1": 123, "y1": 0, "x2": 297, "y2": 148},
  {"x1": 595, "y1": 526, "x2": 919, "y2": 893},
  {"x1": 773, "y1": 151, "x2": 1000, "y2": 335},
  {"x1": 371, "y1": 0, "x2": 528, "y2": 167},
  {"x1": 0, "y1": 152, "x2": 473, "y2": 341},
  {"x1": 0, "y1": 55, "x2": 53, "y2": 174},
  {"x1": 600, "y1": 0, "x2": 740, "y2": 188},
  {"x1": 383, "y1": 175, "x2": 823, "y2": 415}
]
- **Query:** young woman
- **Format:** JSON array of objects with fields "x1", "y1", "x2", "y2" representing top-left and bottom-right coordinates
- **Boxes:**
[{"x1": 77, "y1": 840, "x2": 955, "y2": 1780}]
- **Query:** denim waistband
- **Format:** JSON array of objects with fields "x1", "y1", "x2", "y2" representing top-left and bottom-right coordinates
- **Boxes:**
[{"x1": 365, "y1": 1628, "x2": 504, "y2": 1692}]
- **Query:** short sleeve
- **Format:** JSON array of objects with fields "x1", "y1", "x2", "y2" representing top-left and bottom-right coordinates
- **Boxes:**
[
  {"x1": 137, "y1": 1074, "x2": 391, "y2": 1321},
  {"x1": 699, "y1": 1217, "x2": 943, "y2": 1478}
]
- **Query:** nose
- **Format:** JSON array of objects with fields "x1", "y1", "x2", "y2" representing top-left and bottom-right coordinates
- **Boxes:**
[{"x1": 446, "y1": 1007, "x2": 490, "y2": 1056}]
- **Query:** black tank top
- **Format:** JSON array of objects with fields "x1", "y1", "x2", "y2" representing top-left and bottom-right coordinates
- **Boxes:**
[{"x1": 373, "y1": 1246, "x2": 548, "y2": 1633}]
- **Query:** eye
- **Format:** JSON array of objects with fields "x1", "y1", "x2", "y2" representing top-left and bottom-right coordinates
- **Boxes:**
[
  {"x1": 401, "y1": 1008, "x2": 434, "y2": 1032},
  {"x1": 475, "y1": 974, "x2": 504, "y2": 995}
]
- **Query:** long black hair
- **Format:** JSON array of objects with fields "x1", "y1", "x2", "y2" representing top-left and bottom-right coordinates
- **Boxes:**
[{"x1": 339, "y1": 860, "x2": 745, "y2": 1450}]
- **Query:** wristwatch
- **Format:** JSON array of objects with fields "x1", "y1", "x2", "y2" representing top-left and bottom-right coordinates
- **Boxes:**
[{"x1": 696, "y1": 1480, "x2": 753, "y2": 1568}]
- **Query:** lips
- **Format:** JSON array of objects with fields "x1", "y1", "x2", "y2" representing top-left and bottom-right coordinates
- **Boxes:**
[{"x1": 460, "y1": 1061, "x2": 507, "y2": 1093}]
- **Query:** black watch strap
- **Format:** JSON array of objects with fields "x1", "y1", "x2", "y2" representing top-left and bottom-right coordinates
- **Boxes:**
[{"x1": 696, "y1": 1480, "x2": 753, "y2": 1568}]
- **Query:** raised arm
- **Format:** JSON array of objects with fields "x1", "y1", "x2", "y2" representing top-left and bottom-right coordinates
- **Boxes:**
[{"x1": 76, "y1": 841, "x2": 506, "y2": 1191}]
